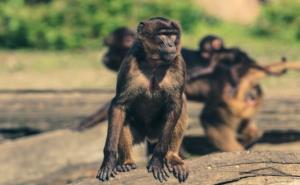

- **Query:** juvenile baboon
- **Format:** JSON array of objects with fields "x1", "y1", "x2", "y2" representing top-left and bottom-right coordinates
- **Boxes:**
[
  {"x1": 182, "y1": 35, "x2": 224, "y2": 72},
  {"x1": 182, "y1": 35, "x2": 225, "y2": 102},
  {"x1": 96, "y1": 17, "x2": 189, "y2": 183},
  {"x1": 200, "y1": 56, "x2": 300, "y2": 152},
  {"x1": 102, "y1": 27, "x2": 136, "y2": 72}
]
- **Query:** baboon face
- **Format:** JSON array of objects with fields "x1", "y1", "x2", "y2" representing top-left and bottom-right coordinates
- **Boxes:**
[
  {"x1": 137, "y1": 17, "x2": 181, "y2": 63},
  {"x1": 104, "y1": 27, "x2": 135, "y2": 49},
  {"x1": 199, "y1": 35, "x2": 224, "y2": 59}
]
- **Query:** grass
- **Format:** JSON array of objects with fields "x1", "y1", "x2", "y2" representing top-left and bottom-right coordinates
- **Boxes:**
[
  {"x1": 0, "y1": 50, "x2": 117, "y2": 89},
  {"x1": 0, "y1": 22, "x2": 300, "y2": 94}
]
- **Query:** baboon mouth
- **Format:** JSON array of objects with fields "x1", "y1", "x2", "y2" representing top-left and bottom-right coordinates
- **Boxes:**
[{"x1": 161, "y1": 53, "x2": 177, "y2": 61}]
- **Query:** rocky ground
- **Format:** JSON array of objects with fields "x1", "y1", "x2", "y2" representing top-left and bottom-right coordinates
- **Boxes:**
[{"x1": 0, "y1": 91, "x2": 300, "y2": 185}]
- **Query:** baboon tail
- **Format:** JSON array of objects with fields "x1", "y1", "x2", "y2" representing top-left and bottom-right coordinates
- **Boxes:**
[{"x1": 72, "y1": 102, "x2": 110, "y2": 131}]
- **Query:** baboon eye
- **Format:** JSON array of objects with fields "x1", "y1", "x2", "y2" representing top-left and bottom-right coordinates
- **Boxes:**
[{"x1": 170, "y1": 35, "x2": 177, "y2": 42}]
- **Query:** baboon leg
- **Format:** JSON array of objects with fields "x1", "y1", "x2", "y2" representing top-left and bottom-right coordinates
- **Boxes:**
[
  {"x1": 238, "y1": 120, "x2": 263, "y2": 149},
  {"x1": 96, "y1": 100, "x2": 125, "y2": 181},
  {"x1": 116, "y1": 125, "x2": 137, "y2": 172},
  {"x1": 165, "y1": 100, "x2": 189, "y2": 183},
  {"x1": 205, "y1": 125, "x2": 244, "y2": 152},
  {"x1": 75, "y1": 102, "x2": 110, "y2": 131}
]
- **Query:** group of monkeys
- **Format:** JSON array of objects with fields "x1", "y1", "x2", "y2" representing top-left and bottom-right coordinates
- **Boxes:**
[{"x1": 74, "y1": 17, "x2": 300, "y2": 183}]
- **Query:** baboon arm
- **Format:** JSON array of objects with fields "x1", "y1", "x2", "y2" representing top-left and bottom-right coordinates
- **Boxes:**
[
  {"x1": 236, "y1": 61, "x2": 300, "y2": 101},
  {"x1": 187, "y1": 66, "x2": 214, "y2": 80},
  {"x1": 153, "y1": 98, "x2": 183, "y2": 155},
  {"x1": 103, "y1": 99, "x2": 126, "y2": 153},
  {"x1": 187, "y1": 55, "x2": 220, "y2": 81}
]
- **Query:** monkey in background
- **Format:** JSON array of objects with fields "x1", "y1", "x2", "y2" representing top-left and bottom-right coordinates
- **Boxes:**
[
  {"x1": 75, "y1": 34, "x2": 225, "y2": 130},
  {"x1": 183, "y1": 35, "x2": 225, "y2": 102},
  {"x1": 197, "y1": 53, "x2": 300, "y2": 152},
  {"x1": 97, "y1": 17, "x2": 189, "y2": 183},
  {"x1": 74, "y1": 27, "x2": 135, "y2": 131},
  {"x1": 102, "y1": 27, "x2": 136, "y2": 72}
]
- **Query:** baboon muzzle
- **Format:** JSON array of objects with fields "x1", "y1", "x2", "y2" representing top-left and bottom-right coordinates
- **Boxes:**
[{"x1": 159, "y1": 47, "x2": 177, "y2": 61}]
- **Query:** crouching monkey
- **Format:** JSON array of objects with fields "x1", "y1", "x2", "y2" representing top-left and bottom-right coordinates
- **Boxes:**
[
  {"x1": 96, "y1": 17, "x2": 189, "y2": 183},
  {"x1": 201, "y1": 57, "x2": 300, "y2": 152}
]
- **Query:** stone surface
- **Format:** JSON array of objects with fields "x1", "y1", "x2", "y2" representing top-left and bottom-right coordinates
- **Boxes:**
[
  {"x1": 71, "y1": 151, "x2": 300, "y2": 185},
  {"x1": 0, "y1": 124, "x2": 145, "y2": 185}
]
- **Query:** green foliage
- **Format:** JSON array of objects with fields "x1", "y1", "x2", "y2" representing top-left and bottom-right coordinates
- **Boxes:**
[
  {"x1": 251, "y1": 0, "x2": 300, "y2": 41},
  {"x1": 0, "y1": 0, "x2": 208, "y2": 49}
]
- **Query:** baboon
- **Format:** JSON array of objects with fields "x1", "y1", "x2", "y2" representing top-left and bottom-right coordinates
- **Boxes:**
[
  {"x1": 183, "y1": 35, "x2": 225, "y2": 102},
  {"x1": 182, "y1": 35, "x2": 224, "y2": 72},
  {"x1": 200, "y1": 55, "x2": 300, "y2": 152},
  {"x1": 75, "y1": 35, "x2": 225, "y2": 130},
  {"x1": 102, "y1": 27, "x2": 136, "y2": 72},
  {"x1": 96, "y1": 17, "x2": 189, "y2": 183},
  {"x1": 185, "y1": 48, "x2": 284, "y2": 102}
]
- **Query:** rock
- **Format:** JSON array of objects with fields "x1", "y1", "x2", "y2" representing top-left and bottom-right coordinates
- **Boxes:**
[
  {"x1": 0, "y1": 124, "x2": 146, "y2": 185},
  {"x1": 71, "y1": 151, "x2": 300, "y2": 185}
]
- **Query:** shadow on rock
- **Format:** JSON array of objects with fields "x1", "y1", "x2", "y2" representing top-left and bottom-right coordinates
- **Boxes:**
[
  {"x1": 183, "y1": 130, "x2": 300, "y2": 156},
  {"x1": 0, "y1": 127, "x2": 41, "y2": 140}
]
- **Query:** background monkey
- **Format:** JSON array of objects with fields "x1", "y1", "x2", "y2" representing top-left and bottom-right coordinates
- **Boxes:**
[
  {"x1": 97, "y1": 17, "x2": 189, "y2": 183},
  {"x1": 102, "y1": 27, "x2": 136, "y2": 72},
  {"x1": 199, "y1": 55, "x2": 300, "y2": 152}
]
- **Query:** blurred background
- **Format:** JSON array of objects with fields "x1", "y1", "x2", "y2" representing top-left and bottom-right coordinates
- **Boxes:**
[
  {"x1": 1, "y1": 0, "x2": 300, "y2": 89},
  {"x1": 0, "y1": 0, "x2": 300, "y2": 185}
]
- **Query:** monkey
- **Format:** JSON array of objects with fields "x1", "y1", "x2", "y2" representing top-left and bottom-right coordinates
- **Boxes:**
[
  {"x1": 182, "y1": 35, "x2": 224, "y2": 73},
  {"x1": 183, "y1": 35, "x2": 225, "y2": 102},
  {"x1": 96, "y1": 17, "x2": 189, "y2": 183},
  {"x1": 200, "y1": 56, "x2": 300, "y2": 152},
  {"x1": 74, "y1": 35, "x2": 225, "y2": 130},
  {"x1": 102, "y1": 27, "x2": 136, "y2": 72},
  {"x1": 184, "y1": 48, "x2": 286, "y2": 102}
]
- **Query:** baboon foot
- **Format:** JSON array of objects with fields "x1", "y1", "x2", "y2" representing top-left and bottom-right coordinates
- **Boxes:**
[
  {"x1": 147, "y1": 155, "x2": 170, "y2": 183},
  {"x1": 116, "y1": 161, "x2": 137, "y2": 172},
  {"x1": 166, "y1": 152, "x2": 189, "y2": 183},
  {"x1": 96, "y1": 152, "x2": 118, "y2": 181}
]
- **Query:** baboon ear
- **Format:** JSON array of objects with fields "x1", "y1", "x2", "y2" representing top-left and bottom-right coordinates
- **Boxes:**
[
  {"x1": 137, "y1": 22, "x2": 145, "y2": 35},
  {"x1": 171, "y1": 21, "x2": 181, "y2": 33}
]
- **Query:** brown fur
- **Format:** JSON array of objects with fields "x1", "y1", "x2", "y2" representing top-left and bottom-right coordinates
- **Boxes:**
[
  {"x1": 200, "y1": 59, "x2": 300, "y2": 152},
  {"x1": 102, "y1": 27, "x2": 135, "y2": 72},
  {"x1": 75, "y1": 35, "x2": 225, "y2": 130},
  {"x1": 96, "y1": 17, "x2": 189, "y2": 183}
]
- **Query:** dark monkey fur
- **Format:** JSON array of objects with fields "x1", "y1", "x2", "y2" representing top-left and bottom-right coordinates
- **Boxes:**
[{"x1": 96, "y1": 17, "x2": 189, "y2": 183}]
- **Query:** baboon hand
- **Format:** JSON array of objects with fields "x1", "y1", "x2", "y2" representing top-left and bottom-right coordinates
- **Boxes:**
[
  {"x1": 147, "y1": 155, "x2": 170, "y2": 183},
  {"x1": 96, "y1": 152, "x2": 118, "y2": 181}
]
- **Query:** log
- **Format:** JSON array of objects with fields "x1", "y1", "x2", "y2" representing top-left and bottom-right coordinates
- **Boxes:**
[{"x1": 70, "y1": 151, "x2": 300, "y2": 185}]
